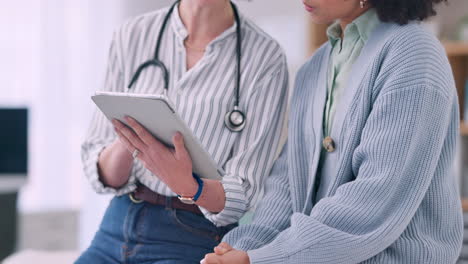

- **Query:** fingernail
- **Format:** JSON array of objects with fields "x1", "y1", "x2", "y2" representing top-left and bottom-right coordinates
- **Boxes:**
[{"x1": 200, "y1": 260, "x2": 206, "y2": 264}]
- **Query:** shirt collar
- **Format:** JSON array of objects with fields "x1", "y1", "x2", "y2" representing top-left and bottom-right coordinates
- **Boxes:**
[
  {"x1": 326, "y1": 8, "x2": 379, "y2": 46},
  {"x1": 326, "y1": 22, "x2": 342, "y2": 47},
  {"x1": 171, "y1": 3, "x2": 188, "y2": 40},
  {"x1": 353, "y1": 8, "x2": 379, "y2": 42},
  {"x1": 170, "y1": 3, "x2": 241, "y2": 49}
]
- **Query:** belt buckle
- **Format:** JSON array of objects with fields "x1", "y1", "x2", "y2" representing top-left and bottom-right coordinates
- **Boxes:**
[{"x1": 129, "y1": 192, "x2": 143, "y2": 204}]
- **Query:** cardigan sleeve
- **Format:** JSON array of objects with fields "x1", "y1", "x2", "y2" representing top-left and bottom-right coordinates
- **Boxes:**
[
  {"x1": 244, "y1": 85, "x2": 456, "y2": 263},
  {"x1": 222, "y1": 142, "x2": 292, "y2": 250}
]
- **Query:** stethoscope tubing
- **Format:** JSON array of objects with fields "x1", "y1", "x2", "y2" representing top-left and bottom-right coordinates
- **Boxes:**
[{"x1": 127, "y1": 0, "x2": 246, "y2": 132}]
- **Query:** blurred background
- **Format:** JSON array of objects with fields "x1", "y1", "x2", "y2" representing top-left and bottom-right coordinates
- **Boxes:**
[{"x1": 1, "y1": 0, "x2": 467, "y2": 263}]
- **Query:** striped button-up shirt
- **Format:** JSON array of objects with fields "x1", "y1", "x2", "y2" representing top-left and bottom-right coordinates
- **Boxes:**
[{"x1": 81, "y1": 6, "x2": 289, "y2": 226}]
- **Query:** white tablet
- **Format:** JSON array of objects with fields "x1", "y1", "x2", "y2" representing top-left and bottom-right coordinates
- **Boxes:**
[{"x1": 92, "y1": 91, "x2": 224, "y2": 180}]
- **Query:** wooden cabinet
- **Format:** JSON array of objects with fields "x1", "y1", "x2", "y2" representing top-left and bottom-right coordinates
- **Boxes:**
[
  {"x1": 445, "y1": 42, "x2": 468, "y2": 135},
  {"x1": 462, "y1": 122, "x2": 468, "y2": 136}
]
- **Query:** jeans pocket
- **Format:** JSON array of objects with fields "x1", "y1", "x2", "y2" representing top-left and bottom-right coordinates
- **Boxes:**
[{"x1": 171, "y1": 209, "x2": 220, "y2": 241}]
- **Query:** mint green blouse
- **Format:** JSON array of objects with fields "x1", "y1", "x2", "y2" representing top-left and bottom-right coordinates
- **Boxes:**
[{"x1": 323, "y1": 9, "x2": 380, "y2": 136}]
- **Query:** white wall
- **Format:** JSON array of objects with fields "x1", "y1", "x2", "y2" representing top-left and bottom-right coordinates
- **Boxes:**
[
  {"x1": 5, "y1": 0, "x2": 125, "y2": 214},
  {"x1": 0, "y1": 0, "x2": 41, "y2": 199},
  {"x1": 0, "y1": 1, "x2": 41, "y2": 104}
]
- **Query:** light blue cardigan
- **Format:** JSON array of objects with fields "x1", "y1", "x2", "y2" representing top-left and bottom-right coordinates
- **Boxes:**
[{"x1": 223, "y1": 21, "x2": 463, "y2": 263}]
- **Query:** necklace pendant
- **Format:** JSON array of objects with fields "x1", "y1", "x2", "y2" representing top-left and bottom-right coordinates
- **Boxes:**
[{"x1": 323, "y1": 136, "x2": 336, "y2": 153}]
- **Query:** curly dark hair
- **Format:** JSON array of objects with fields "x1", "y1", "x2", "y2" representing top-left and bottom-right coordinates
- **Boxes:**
[{"x1": 368, "y1": 0, "x2": 448, "y2": 25}]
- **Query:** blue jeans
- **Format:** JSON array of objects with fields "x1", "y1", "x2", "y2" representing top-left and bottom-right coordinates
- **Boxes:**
[{"x1": 76, "y1": 195, "x2": 236, "y2": 264}]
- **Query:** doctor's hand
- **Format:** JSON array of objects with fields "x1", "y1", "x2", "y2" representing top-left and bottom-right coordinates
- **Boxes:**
[{"x1": 112, "y1": 116, "x2": 198, "y2": 196}]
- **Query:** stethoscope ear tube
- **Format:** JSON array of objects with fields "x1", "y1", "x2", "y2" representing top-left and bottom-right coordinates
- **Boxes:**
[{"x1": 232, "y1": 1, "x2": 242, "y2": 110}]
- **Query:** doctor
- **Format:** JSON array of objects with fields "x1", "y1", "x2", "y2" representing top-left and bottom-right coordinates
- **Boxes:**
[
  {"x1": 203, "y1": 0, "x2": 463, "y2": 263},
  {"x1": 76, "y1": 0, "x2": 289, "y2": 263}
]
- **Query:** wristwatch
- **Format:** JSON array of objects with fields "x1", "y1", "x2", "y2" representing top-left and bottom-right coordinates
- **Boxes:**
[{"x1": 177, "y1": 173, "x2": 204, "y2": 205}]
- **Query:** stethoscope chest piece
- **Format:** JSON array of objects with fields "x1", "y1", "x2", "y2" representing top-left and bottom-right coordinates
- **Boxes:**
[{"x1": 225, "y1": 107, "x2": 246, "y2": 132}]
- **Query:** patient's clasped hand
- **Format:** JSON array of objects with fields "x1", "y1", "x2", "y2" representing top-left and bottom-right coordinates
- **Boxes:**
[{"x1": 201, "y1": 243, "x2": 249, "y2": 264}]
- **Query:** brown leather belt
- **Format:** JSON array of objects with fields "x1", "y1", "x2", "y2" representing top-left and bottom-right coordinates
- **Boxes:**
[{"x1": 129, "y1": 184, "x2": 202, "y2": 215}]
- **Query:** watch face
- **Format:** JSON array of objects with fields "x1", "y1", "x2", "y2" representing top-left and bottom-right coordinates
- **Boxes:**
[{"x1": 178, "y1": 197, "x2": 195, "y2": 205}]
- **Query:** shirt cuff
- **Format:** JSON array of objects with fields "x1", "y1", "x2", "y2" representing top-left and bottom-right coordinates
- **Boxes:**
[
  {"x1": 85, "y1": 144, "x2": 138, "y2": 196},
  {"x1": 199, "y1": 176, "x2": 247, "y2": 227}
]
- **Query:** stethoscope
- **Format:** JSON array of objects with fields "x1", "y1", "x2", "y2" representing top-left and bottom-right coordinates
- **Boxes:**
[{"x1": 127, "y1": 0, "x2": 246, "y2": 132}]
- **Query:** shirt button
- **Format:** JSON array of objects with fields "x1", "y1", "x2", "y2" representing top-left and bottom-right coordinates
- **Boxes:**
[{"x1": 323, "y1": 136, "x2": 336, "y2": 152}]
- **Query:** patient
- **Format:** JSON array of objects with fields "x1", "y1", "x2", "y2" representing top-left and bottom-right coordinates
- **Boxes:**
[{"x1": 203, "y1": 0, "x2": 463, "y2": 263}]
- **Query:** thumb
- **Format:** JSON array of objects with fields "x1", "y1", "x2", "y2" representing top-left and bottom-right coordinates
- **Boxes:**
[
  {"x1": 218, "y1": 242, "x2": 233, "y2": 250},
  {"x1": 214, "y1": 242, "x2": 233, "y2": 255},
  {"x1": 214, "y1": 247, "x2": 228, "y2": 255},
  {"x1": 173, "y1": 132, "x2": 189, "y2": 160}
]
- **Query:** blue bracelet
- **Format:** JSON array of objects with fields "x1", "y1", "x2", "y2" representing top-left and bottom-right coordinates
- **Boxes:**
[
  {"x1": 192, "y1": 173, "x2": 204, "y2": 202},
  {"x1": 177, "y1": 173, "x2": 204, "y2": 202}
]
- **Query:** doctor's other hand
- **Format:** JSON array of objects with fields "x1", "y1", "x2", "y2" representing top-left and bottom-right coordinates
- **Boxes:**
[
  {"x1": 202, "y1": 248, "x2": 250, "y2": 264},
  {"x1": 98, "y1": 138, "x2": 134, "y2": 188},
  {"x1": 112, "y1": 117, "x2": 198, "y2": 196}
]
